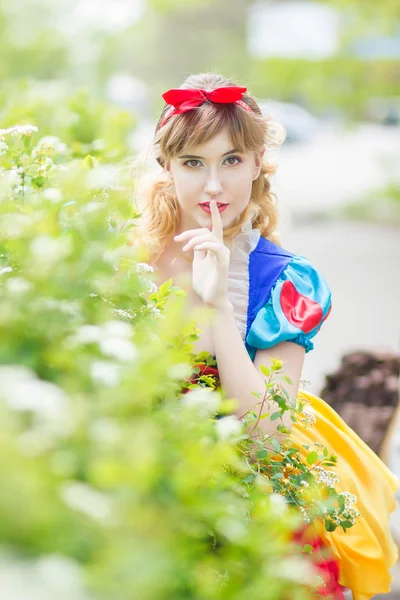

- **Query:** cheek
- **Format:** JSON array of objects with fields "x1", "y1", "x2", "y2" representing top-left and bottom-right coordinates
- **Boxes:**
[
  {"x1": 173, "y1": 171, "x2": 202, "y2": 202},
  {"x1": 226, "y1": 169, "x2": 254, "y2": 202}
]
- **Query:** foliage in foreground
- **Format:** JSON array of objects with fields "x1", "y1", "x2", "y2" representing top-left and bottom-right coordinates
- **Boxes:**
[{"x1": 0, "y1": 120, "x2": 321, "y2": 599}]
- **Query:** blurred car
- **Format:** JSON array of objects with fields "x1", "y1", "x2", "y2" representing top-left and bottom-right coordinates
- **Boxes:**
[
  {"x1": 366, "y1": 96, "x2": 400, "y2": 126},
  {"x1": 258, "y1": 100, "x2": 320, "y2": 143}
]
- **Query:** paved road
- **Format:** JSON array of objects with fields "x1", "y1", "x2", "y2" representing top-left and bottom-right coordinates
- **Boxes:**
[{"x1": 284, "y1": 219, "x2": 400, "y2": 598}]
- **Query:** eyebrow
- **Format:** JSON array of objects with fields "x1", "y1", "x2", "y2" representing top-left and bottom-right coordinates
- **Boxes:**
[{"x1": 178, "y1": 148, "x2": 239, "y2": 159}]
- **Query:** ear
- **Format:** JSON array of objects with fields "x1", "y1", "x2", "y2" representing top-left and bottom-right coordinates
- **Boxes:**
[{"x1": 252, "y1": 146, "x2": 266, "y2": 180}]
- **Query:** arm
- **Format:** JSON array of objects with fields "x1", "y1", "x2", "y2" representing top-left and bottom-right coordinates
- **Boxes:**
[{"x1": 211, "y1": 299, "x2": 305, "y2": 436}]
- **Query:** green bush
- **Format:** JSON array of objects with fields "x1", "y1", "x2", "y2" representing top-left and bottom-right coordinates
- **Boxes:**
[{"x1": 0, "y1": 107, "x2": 319, "y2": 599}]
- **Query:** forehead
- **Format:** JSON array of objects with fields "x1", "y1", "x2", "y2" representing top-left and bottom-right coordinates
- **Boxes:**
[
  {"x1": 185, "y1": 127, "x2": 233, "y2": 154},
  {"x1": 182, "y1": 127, "x2": 241, "y2": 156}
]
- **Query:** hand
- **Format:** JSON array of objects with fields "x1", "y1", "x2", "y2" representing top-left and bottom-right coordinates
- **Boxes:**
[{"x1": 174, "y1": 200, "x2": 231, "y2": 308}]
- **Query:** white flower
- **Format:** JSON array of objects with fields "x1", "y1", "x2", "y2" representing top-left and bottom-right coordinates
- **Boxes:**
[
  {"x1": 90, "y1": 360, "x2": 122, "y2": 387},
  {"x1": 0, "y1": 124, "x2": 38, "y2": 137},
  {"x1": 313, "y1": 466, "x2": 340, "y2": 488},
  {"x1": 0, "y1": 554, "x2": 89, "y2": 600},
  {"x1": 275, "y1": 556, "x2": 314, "y2": 584},
  {"x1": 6, "y1": 277, "x2": 32, "y2": 295},
  {"x1": 1, "y1": 374, "x2": 68, "y2": 418},
  {"x1": 216, "y1": 516, "x2": 247, "y2": 542},
  {"x1": 135, "y1": 262, "x2": 154, "y2": 274},
  {"x1": 103, "y1": 319, "x2": 133, "y2": 338},
  {"x1": 99, "y1": 337, "x2": 138, "y2": 362},
  {"x1": 149, "y1": 306, "x2": 163, "y2": 319},
  {"x1": 269, "y1": 493, "x2": 288, "y2": 516},
  {"x1": 0, "y1": 266, "x2": 13, "y2": 276},
  {"x1": 0, "y1": 366, "x2": 70, "y2": 435},
  {"x1": 42, "y1": 188, "x2": 63, "y2": 203},
  {"x1": 36, "y1": 135, "x2": 67, "y2": 154},
  {"x1": 68, "y1": 320, "x2": 137, "y2": 362},
  {"x1": 182, "y1": 388, "x2": 221, "y2": 417},
  {"x1": 30, "y1": 235, "x2": 73, "y2": 264},
  {"x1": 61, "y1": 482, "x2": 112, "y2": 521},
  {"x1": 144, "y1": 280, "x2": 158, "y2": 294},
  {"x1": 215, "y1": 415, "x2": 243, "y2": 442},
  {"x1": 68, "y1": 325, "x2": 103, "y2": 346}
]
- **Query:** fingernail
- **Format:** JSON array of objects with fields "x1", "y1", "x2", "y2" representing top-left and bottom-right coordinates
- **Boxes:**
[{"x1": 182, "y1": 245, "x2": 189, "y2": 251}]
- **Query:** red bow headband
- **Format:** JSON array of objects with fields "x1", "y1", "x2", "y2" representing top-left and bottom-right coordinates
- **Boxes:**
[{"x1": 160, "y1": 86, "x2": 253, "y2": 128}]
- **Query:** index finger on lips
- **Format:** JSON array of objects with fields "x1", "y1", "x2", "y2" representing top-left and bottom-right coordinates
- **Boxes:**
[{"x1": 210, "y1": 200, "x2": 223, "y2": 241}]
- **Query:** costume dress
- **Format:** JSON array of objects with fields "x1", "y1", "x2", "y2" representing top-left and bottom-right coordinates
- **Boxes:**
[{"x1": 216, "y1": 218, "x2": 398, "y2": 599}]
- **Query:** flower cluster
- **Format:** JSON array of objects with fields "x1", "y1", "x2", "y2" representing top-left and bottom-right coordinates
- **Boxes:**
[{"x1": 180, "y1": 353, "x2": 361, "y2": 535}]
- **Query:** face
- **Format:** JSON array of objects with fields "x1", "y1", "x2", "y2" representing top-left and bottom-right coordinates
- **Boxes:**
[{"x1": 166, "y1": 127, "x2": 264, "y2": 233}]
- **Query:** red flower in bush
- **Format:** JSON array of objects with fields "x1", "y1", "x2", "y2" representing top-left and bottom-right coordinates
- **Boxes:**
[{"x1": 181, "y1": 364, "x2": 220, "y2": 394}]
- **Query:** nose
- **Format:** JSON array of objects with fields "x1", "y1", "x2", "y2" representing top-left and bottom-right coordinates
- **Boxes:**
[{"x1": 204, "y1": 168, "x2": 223, "y2": 198}]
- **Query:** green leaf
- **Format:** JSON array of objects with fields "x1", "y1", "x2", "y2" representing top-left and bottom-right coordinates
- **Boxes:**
[
  {"x1": 270, "y1": 411, "x2": 281, "y2": 421},
  {"x1": 260, "y1": 365, "x2": 271, "y2": 377},
  {"x1": 256, "y1": 449, "x2": 268, "y2": 460},
  {"x1": 324, "y1": 519, "x2": 337, "y2": 532},
  {"x1": 271, "y1": 438, "x2": 281, "y2": 453},
  {"x1": 283, "y1": 376, "x2": 292, "y2": 385},
  {"x1": 242, "y1": 474, "x2": 255, "y2": 484},
  {"x1": 83, "y1": 154, "x2": 95, "y2": 169},
  {"x1": 32, "y1": 176, "x2": 45, "y2": 188},
  {"x1": 306, "y1": 451, "x2": 319, "y2": 465}
]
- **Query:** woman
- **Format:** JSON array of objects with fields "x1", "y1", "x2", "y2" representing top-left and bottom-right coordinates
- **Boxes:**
[{"x1": 135, "y1": 73, "x2": 398, "y2": 599}]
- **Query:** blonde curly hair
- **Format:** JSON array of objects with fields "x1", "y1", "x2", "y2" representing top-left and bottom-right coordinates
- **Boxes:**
[{"x1": 132, "y1": 73, "x2": 285, "y2": 261}]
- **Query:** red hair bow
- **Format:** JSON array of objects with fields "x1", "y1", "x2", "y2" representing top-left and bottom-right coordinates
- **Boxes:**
[{"x1": 160, "y1": 86, "x2": 253, "y2": 127}]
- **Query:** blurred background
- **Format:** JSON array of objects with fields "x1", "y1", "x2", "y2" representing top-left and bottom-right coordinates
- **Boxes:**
[{"x1": 1, "y1": 0, "x2": 400, "y2": 594}]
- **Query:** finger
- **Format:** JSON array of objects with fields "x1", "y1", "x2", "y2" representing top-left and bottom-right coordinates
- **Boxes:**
[
  {"x1": 174, "y1": 228, "x2": 210, "y2": 241},
  {"x1": 193, "y1": 242, "x2": 227, "y2": 262},
  {"x1": 210, "y1": 199, "x2": 223, "y2": 241},
  {"x1": 182, "y1": 233, "x2": 217, "y2": 251}
]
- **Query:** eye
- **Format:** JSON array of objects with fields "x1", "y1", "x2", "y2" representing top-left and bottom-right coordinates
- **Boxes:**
[
  {"x1": 183, "y1": 159, "x2": 202, "y2": 168},
  {"x1": 224, "y1": 156, "x2": 242, "y2": 166}
]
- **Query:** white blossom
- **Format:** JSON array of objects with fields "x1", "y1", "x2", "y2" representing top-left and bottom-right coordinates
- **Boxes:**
[
  {"x1": 42, "y1": 188, "x2": 63, "y2": 203},
  {"x1": 215, "y1": 415, "x2": 243, "y2": 442},
  {"x1": 90, "y1": 360, "x2": 122, "y2": 387},
  {"x1": 6, "y1": 277, "x2": 32, "y2": 295},
  {"x1": 0, "y1": 366, "x2": 70, "y2": 435},
  {"x1": 269, "y1": 492, "x2": 288, "y2": 516},
  {"x1": 99, "y1": 336, "x2": 138, "y2": 362},
  {"x1": 68, "y1": 325, "x2": 103, "y2": 346},
  {"x1": 0, "y1": 554, "x2": 89, "y2": 600},
  {"x1": 182, "y1": 388, "x2": 221, "y2": 417},
  {"x1": 61, "y1": 482, "x2": 112, "y2": 521},
  {"x1": 313, "y1": 466, "x2": 340, "y2": 488},
  {"x1": 103, "y1": 319, "x2": 133, "y2": 338},
  {"x1": 35, "y1": 135, "x2": 68, "y2": 154},
  {"x1": 0, "y1": 373, "x2": 68, "y2": 418},
  {"x1": 0, "y1": 124, "x2": 38, "y2": 137},
  {"x1": 0, "y1": 266, "x2": 13, "y2": 276},
  {"x1": 30, "y1": 235, "x2": 73, "y2": 265},
  {"x1": 135, "y1": 262, "x2": 154, "y2": 274}
]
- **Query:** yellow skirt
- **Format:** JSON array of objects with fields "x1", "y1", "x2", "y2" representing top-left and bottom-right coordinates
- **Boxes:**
[{"x1": 291, "y1": 390, "x2": 399, "y2": 600}]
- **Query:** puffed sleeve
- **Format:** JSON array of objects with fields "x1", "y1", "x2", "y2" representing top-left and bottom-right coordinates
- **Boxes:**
[{"x1": 246, "y1": 255, "x2": 332, "y2": 354}]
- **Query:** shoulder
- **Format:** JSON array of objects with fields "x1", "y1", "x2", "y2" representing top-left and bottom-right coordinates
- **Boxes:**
[{"x1": 245, "y1": 238, "x2": 332, "y2": 357}]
